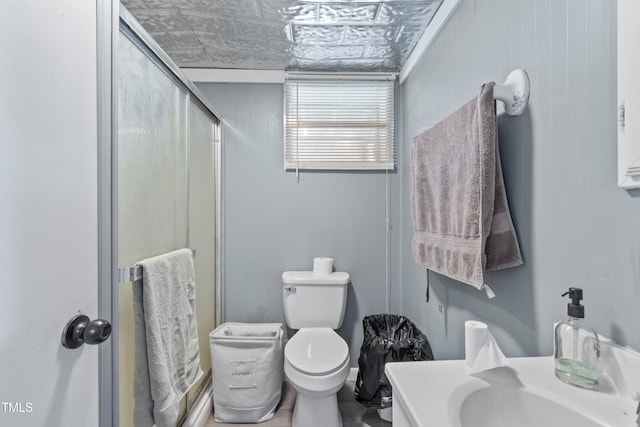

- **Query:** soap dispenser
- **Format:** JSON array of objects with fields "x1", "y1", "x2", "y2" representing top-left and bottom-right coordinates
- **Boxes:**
[{"x1": 554, "y1": 287, "x2": 600, "y2": 388}]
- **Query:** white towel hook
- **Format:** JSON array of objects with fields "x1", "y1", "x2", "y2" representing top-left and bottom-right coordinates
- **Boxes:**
[{"x1": 493, "y1": 69, "x2": 530, "y2": 116}]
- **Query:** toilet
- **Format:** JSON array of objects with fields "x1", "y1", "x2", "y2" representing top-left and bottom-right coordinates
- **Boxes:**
[{"x1": 282, "y1": 270, "x2": 351, "y2": 427}]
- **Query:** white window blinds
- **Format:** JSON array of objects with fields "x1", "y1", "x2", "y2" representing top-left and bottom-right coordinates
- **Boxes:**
[{"x1": 284, "y1": 77, "x2": 395, "y2": 170}]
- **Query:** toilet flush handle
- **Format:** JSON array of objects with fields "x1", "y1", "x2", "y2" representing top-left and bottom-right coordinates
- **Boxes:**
[{"x1": 284, "y1": 285, "x2": 296, "y2": 294}]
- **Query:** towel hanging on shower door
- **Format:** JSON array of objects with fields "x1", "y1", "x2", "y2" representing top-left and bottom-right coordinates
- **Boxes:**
[{"x1": 132, "y1": 248, "x2": 203, "y2": 427}]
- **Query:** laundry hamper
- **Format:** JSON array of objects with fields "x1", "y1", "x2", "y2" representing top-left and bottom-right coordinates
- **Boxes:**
[{"x1": 209, "y1": 323, "x2": 285, "y2": 423}]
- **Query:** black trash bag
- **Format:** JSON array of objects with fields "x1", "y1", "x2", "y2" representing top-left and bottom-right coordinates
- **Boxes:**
[{"x1": 354, "y1": 314, "x2": 434, "y2": 409}]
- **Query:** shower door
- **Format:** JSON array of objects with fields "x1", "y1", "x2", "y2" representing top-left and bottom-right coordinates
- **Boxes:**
[
  {"x1": 116, "y1": 12, "x2": 219, "y2": 427},
  {"x1": 117, "y1": 27, "x2": 189, "y2": 427}
]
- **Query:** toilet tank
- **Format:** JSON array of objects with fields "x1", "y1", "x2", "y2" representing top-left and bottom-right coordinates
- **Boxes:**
[{"x1": 282, "y1": 271, "x2": 350, "y2": 329}]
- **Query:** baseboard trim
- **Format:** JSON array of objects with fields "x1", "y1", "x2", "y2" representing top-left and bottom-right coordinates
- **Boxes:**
[
  {"x1": 182, "y1": 384, "x2": 213, "y2": 427},
  {"x1": 348, "y1": 367, "x2": 358, "y2": 381}
]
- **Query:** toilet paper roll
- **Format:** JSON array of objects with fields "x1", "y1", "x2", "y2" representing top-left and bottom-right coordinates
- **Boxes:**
[
  {"x1": 465, "y1": 321, "x2": 488, "y2": 367},
  {"x1": 313, "y1": 257, "x2": 334, "y2": 275},
  {"x1": 465, "y1": 320, "x2": 508, "y2": 374}
]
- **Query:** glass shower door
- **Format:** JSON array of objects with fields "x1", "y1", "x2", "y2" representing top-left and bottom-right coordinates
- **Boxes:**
[
  {"x1": 116, "y1": 21, "x2": 219, "y2": 426},
  {"x1": 186, "y1": 101, "x2": 218, "y2": 411},
  {"x1": 117, "y1": 29, "x2": 189, "y2": 427}
]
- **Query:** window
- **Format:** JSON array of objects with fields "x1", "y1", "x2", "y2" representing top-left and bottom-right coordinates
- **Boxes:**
[{"x1": 284, "y1": 75, "x2": 395, "y2": 170}]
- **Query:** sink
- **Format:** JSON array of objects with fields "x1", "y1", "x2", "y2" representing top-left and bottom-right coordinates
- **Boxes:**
[
  {"x1": 385, "y1": 344, "x2": 640, "y2": 427},
  {"x1": 458, "y1": 386, "x2": 605, "y2": 427}
]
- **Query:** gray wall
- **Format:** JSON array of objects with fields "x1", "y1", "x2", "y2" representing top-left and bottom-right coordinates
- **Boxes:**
[
  {"x1": 399, "y1": 0, "x2": 640, "y2": 359},
  {"x1": 197, "y1": 83, "x2": 399, "y2": 366},
  {"x1": 197, "y1": 0, "x2": 640, "y2": 366}
]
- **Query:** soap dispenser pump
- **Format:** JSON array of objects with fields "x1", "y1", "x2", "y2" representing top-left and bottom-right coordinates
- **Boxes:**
[{"x1": 554, "y1": 287, "x2": 600, "y2": 388}]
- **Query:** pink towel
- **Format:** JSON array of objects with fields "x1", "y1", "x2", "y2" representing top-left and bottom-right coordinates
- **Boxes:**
[{"x1": 410, "y1": 82, "x2": 523, "y2": 289}]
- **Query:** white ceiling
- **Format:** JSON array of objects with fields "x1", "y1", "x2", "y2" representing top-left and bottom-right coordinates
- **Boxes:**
[{"x1": 122, "y1": 0, "x2": 444, "y2": 72}]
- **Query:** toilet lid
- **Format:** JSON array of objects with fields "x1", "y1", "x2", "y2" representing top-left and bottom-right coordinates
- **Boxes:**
[{"x1": 285, "y1": 328, "x2": 349, "y2": 376}]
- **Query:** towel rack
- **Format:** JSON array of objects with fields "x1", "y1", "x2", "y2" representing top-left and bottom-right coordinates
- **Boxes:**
[
  {"x1": 118, "y1": 249, "x2": 196, "y2": 283},
  {"x1": 493, "y1": 69, "x2": 530, "y2": 116}
]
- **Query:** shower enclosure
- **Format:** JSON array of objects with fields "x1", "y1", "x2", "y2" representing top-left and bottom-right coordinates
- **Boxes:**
[{"x1": 115, "y1": 8, "x2": 221, "y2": 426}]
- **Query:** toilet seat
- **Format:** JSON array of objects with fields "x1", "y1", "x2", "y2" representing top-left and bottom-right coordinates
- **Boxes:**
[{"x1": 285, "y1": 328, "x2": 349, "y2": 376}]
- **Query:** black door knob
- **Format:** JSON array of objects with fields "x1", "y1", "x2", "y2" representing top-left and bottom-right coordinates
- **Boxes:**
[{"x1": 62, "y1": 314, "x2": 112, "y2": 349}]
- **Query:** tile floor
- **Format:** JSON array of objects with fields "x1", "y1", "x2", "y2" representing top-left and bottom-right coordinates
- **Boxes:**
[{"x1": 205, "y1": 381, "x2": 390, "y2": 427}]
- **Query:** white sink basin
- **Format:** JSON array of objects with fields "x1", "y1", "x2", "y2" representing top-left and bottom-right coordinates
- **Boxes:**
[
  {"x1": 386, "y1": 353, "x2": 639, "y2": 427},
  {"x1": 458, "y1": 386, "x2": 605, "y2": 427}
]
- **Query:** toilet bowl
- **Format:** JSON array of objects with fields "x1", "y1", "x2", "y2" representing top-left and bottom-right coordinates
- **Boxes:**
[{"x1": 284, "y1": 327, "x2": 350, "y2": 427}]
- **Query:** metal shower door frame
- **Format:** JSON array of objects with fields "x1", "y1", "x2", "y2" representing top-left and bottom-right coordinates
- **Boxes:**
[{"x1": 97, "y1": 3, "x2": 223, "y2": 425}]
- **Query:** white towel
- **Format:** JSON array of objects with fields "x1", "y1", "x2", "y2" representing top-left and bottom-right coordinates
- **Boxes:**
[{"x1": 133, "y1": 248, "x2": 203, "y2": 427}]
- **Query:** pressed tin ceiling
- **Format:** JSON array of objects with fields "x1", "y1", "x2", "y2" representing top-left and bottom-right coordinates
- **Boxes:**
[{"x1": 122, "y1": 0, "x2": 444, "y2": 72}]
